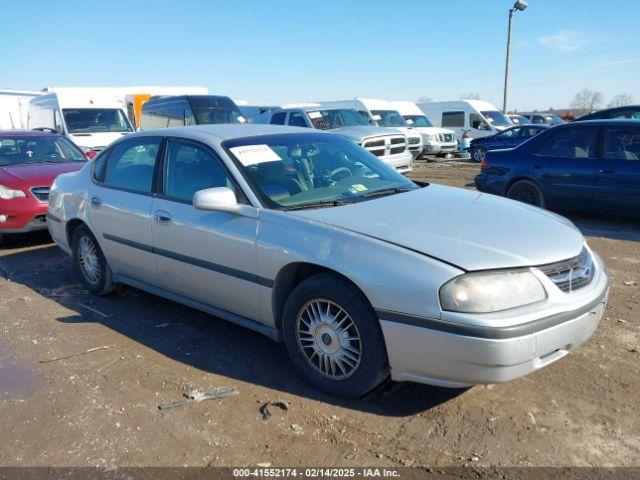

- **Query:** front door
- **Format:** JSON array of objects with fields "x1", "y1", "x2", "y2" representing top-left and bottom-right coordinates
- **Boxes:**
[
  {"x1": 594, "y1": 125, "x2": 640, "y2": 215},
  {"x1": 529, "y1": 126, "x2": 599, "y2": 209},
  {"x1": 88, "y1": 137, "x2": 162, "y2": 284},
  {"x1": 151, "y1": 138, "x2": 261, "y2": 320}
]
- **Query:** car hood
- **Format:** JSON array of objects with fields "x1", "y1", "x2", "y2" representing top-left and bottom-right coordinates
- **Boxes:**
[
  {"x1": 0, "y1": 161, "x2": 86, "y2": 188},
  {"x1": 69, "y1": 132, "x2": 130, "y2": 149},
  {"x1": 331, "y1": 126, "x2": 404, "y2": 142},
  {"x1": 290, "y1": 184, "x2": 584, "y2": 271}
]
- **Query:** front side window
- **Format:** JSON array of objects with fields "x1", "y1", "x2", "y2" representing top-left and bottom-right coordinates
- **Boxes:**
[
  {"x1": 62, "y1": 108, "x2": 133, "y2": 133},
  {"x1": 164, "y1": 139, "x2": 237, "y2": 202},
  {"x1": 470, "y1": 113, "x2": 490, "y2": 130},
  {"x1": 288, "y1": 112, "x2": 309, "y2": 128},
  {"x1": 603, "y1": 127, "x2": 640, "y2": 161},
  {"x1": 306, "y1": 109, "x2": 368, "y2": 130},
  {"x1": 270, "y1": 112, "x2": 287, "y2": 125},
  {"x1": 496, "y1": 128, "x2": 520, "y2": 139},
  {"x1": 224, "y1": 133, "x2": 417, "y2": 210},
  {"x1": 535, "y1": 127, "x2": 598, "y2": 159},
  {"x1": 102, "y1": 139, "x2": 161, "y2": 193},
  {"x1": 403, "y1": 115, "x2": 433, "y2": 127},
  {"x1": 370, "y1": 110, "x2": 407, "y2": 127},
  {"x1": 480, "y1": 110, "x2": 512, "y2": 127},
  {"x1": 521, "y1": 127, "x2": 544, "y2": 138},
  {"x1": 442, "y1": 111, "x2": 464, "y2": 127},
  {"x1": 0, "y1": 135, "x2": 86, "y2": 166}
]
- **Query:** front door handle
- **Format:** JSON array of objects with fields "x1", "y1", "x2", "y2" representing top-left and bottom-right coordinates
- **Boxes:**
[
  {"x1": 153, "y1": 210, "x2": 172, "y2": 224},
  {"x1": 90, "y1": 196, "x2": 102, "y2": 207}
]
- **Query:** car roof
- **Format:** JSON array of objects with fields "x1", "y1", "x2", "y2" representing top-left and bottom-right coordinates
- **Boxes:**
[
  {"x1": 569, "y1": 119, "x2": 640, "y2": 126},
  {"x1": 0, "y1": 130, "x2": 60, "y2": 137},
  {"x1": 128, "y1": 124, "x2": 322, "y2": 143}
]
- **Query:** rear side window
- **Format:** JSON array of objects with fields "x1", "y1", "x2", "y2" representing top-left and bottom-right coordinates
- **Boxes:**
[
  {"x1": 535, "y1": 127, "x2": 598, "y2": 159},
  {"x1": 270, "y1": 112, "x2": 287, "y2": 125},
  {"x1": 442, "y1": 111, "x2": 464, "y2": 127},
  {"x1": 603, "y1": 127, "x2": 640, "y2": 161},
  {"x1": 288, "y1": 112, "x2": 308, "y2": 128},
  {"x1": 102, "y1": 139, "x2": 161, "y2": 193}
]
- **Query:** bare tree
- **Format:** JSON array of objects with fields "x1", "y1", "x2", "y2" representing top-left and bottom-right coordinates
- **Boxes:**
[
  {"x1": 607, "y1": 93, "x2": 633, "y2": 108},
  {"x1": 416, "y1": 96, "x2": 433, "y2": 103},
  {"x1": 460, "y1": 93, "x2": 480, "y2": 100},
  {"x1": 570, "y1": 89, "x2": 604, "y2": 112}
]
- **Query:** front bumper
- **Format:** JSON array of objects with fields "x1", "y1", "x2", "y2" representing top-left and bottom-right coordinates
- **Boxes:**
[
  {"x1": 424, "y1": 142, "x2": 457, "y2": 154},
  {"x1": 0, "y1": 198, "x2": 49, "y2": 233},
  {"x1": 379, "y1": 253, "x2": 609, "y2": 388},
  {"x1": 383, "y1": 150, "x2": 413, "y2": 174}
]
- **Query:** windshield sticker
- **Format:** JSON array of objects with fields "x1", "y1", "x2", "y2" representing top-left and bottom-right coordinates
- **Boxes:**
[
  {"x1": 229, "y1": 144, "x2": 281, "y2": 166},
  {"x1": 307, "y1": 111, "x2": 322, "y2": 119},
  {"x1": 348, "y1": 184, "x2": 368, "y2": 193}
]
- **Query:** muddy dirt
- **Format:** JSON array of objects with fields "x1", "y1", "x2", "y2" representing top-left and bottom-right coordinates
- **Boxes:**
[{"x1": 0, "y1": 160, "x2": 638, "y2": 468}]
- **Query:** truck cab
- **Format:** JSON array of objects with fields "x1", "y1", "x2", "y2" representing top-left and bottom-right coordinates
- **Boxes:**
[
  {"x1": 265, "y1": 104, "x2": 413, "y2": 174},
  {"x1": 391, "y1": 101, "x2": 458, "y2": 157}
]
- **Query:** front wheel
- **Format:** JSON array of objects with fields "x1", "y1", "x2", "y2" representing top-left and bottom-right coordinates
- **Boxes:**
[
  {"x1": 471, "y1": 146, "x2": 485, "y2": 162},
  {"x1": 282, "y1": 273, "x2": 389, "y2": 397},
  {"x1": 72, "y1": 225, "x2": 116, "y2": 295},
  {"x1": 507, "y1": 180, "x2": 545, "y2": 208}
]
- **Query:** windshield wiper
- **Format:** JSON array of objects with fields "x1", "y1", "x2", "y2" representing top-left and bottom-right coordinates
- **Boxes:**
[
  {"x1": 360, "y1": 187, "x2": 415, "y2": 199},
  {"x1": 284, "y1": 199, "x2": 356, "y2": 210}
]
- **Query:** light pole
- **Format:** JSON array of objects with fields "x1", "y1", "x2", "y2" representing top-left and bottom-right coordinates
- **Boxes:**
[{"x1": 503, "y1": 0, "x2": 528, "y2": 113}]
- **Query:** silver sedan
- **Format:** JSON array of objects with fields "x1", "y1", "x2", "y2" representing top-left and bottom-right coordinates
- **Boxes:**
[{"x1": 47, "y1": 124, "x2": 609, "y2": 397}]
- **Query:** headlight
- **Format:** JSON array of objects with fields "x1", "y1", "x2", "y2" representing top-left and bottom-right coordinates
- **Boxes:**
[
  {"x1": 439, "y1": 270, "x2": 546, "y2": 313},
  {"x1": 0, "y1": 184, "x2": 27, "y2": 200}
]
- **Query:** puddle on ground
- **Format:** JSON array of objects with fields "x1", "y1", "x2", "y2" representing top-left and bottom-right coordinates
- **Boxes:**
[{"x1": 0, "y1": 345, "x2": 40, "y2": 397}]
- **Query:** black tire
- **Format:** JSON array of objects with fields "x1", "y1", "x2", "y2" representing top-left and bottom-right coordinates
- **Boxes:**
[
  {"x1": 71, "y1": 224, "x2": 116, "y2": 295},
  {"x1": 507, "y1": 180, "x2": 545, "y2": 208},
  {"x1": 281, "y1": 273, "x2": 389, "y2": 397},
  {"x1": 471, "y1": 146, "x2": 485, "y2": 162}
]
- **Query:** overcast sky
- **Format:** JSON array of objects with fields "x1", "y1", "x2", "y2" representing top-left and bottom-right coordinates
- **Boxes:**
[{"x1": 2, "y1": 0, "x2": 638, "y2": 111}]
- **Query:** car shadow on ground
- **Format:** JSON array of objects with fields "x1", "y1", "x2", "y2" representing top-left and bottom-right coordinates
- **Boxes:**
[
  {"x1": 0, "y1": 235, "x2": 465, "y2": 417},
  {"x1": 564, "y1": 211, "x2": 640, "y2": 243}
]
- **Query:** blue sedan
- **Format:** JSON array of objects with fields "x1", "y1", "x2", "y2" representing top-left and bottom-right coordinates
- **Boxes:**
[
  {"x1": 469, "y1": 124, "x2": 550, "y2": 162},
  {"x1": 474, "y1": 120, "x2": 640, "y2": 216}
]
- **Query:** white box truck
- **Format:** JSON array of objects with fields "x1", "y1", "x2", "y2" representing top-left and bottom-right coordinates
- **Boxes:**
[
  {"x1": 0, "y1": 89, "x2": 42, "y2": 129},
  {"x1": 317, "y1": 98, "x2": 424, "y2": 159},
  {"x1": 416, "y1": 99, "x2": 513, "y2": 139},
  {"x1": 390, "y1": 101, "x2": 458, "y2": 157},
  {"x1": 28, "y1": 91, "x2": 133, "y2": 157}
]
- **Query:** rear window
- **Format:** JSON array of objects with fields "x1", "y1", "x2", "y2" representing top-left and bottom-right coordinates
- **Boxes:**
[{"x1": 0, "y1": 135, "x2": 86, "y2": 166}]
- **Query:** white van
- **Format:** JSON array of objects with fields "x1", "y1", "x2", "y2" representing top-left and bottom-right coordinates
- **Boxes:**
[
  {"x1": 28, "y1": 91, "x2": 133, "y2": 157},
  {"x1": 390, "y1": 101, "x2": 458, "y2": 157},
  {"x1": 0, "y1": 89, "x2": 41, "y2": 130},
  {"x1": 317, "y1": 98, "x2": 424, "y2": 159},
  {"x1": 416, "y1": 99, "x2": 513, "y2": 139}
]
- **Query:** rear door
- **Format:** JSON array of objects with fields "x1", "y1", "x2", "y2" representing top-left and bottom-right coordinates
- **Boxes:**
[
  {"x1": 594, "y1": 125, "x2": 640, "y2": 215},
  {"x1": 150, "y1": 138, "x2": 261, "y2": 320},
  {"x1": 529, "y1": 126, "x2": 599, "y2": 209},
  {"x1": 88, "y1": 137, "x2": 162, "y2": 284}
]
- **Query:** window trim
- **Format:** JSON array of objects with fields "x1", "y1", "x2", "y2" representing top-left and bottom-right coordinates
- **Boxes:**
[
  {"x1": 156, "y1": 136, "x2": 250, "y2": 206},
  {"x1": 90, "y1": 136, "x2": 164, "y2": 197}
]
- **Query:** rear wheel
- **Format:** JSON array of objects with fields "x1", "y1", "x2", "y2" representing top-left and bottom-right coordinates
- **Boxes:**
[
  {"x1": 282, "y1": 273, "x2": 388, "y2": 397},
  {"x1": 507, "y1": 180, "x2": 545, "y2": 208},
  {"x1": 71, "y1": 225, "x2": 116, "y2": 295},
  {"x1": 471, "y1": 146, "x2": 485, "y2": 162}
]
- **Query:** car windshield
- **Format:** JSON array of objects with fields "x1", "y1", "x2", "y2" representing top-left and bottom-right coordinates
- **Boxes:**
[
  {"x1": 403, "y1": 115, "x2": 433, "y2": 127},
  {"x1": 224, "y1": 133, "x2": 418, "y2": 210},
  {"x1": 0, "y1": 135, "x2": 86, "y2": 166},
  {"x1": 63, "y1": 108, "x2": 133, "y2": 133},
  {"x1": 370, "y1": 110, "x2": 408, "y2": 127},
  {"x1": 481, "y1": 110, "x2": 512, "y2": 127},
  {"x1": 306, "y1": 109, "x2": 369, "y2": 129}
]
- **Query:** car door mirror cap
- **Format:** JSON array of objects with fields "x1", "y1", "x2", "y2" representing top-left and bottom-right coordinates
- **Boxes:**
[{"x1": 193, "y1": 187, "x2": 258, "y2": 218}]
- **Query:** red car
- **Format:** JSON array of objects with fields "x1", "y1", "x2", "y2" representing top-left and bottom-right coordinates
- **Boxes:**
[{"x1": 0, "y1": 131, "x2": 87, "y2": 237}]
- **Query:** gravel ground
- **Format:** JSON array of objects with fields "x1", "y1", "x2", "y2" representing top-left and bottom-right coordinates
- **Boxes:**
[{"x1": 0, "y1": 160, "x2": 639, "y2": 468}]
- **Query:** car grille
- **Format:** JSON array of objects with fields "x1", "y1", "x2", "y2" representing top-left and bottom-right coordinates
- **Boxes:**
[
  {"x1": 537, "y1": 248, "x2": 594, "y2": 293},
  {"x1": 30, "y1": 187, "x2": 50, "y2": 203},
  {"x1": 363, "y1": 135, "x2": 407, "y2": 158},
  {"x1": 408, "y1": 137, "x2": 420, "y2": 145}
]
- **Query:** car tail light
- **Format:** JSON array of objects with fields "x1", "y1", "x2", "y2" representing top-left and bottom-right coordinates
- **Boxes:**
[
  {"x1": 85, "y1": 150, "x2": 97, "y2": 160},
  {"x1": 480, "y1": 158, "x2": 488, "y2": 170}
]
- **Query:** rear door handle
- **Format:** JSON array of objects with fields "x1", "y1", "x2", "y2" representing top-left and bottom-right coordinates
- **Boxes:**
[
  {"x1": 90, "y1": 196, "x2": 102, "y2": 207},
  {"x1": 154, "y1": 210, "x2": 172, "y2": 224}
]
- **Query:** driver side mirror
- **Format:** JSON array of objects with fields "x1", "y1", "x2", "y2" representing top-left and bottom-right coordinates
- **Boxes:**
[{"x1": 193, "y1": 187, "x2": 257, "y2": 218}]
